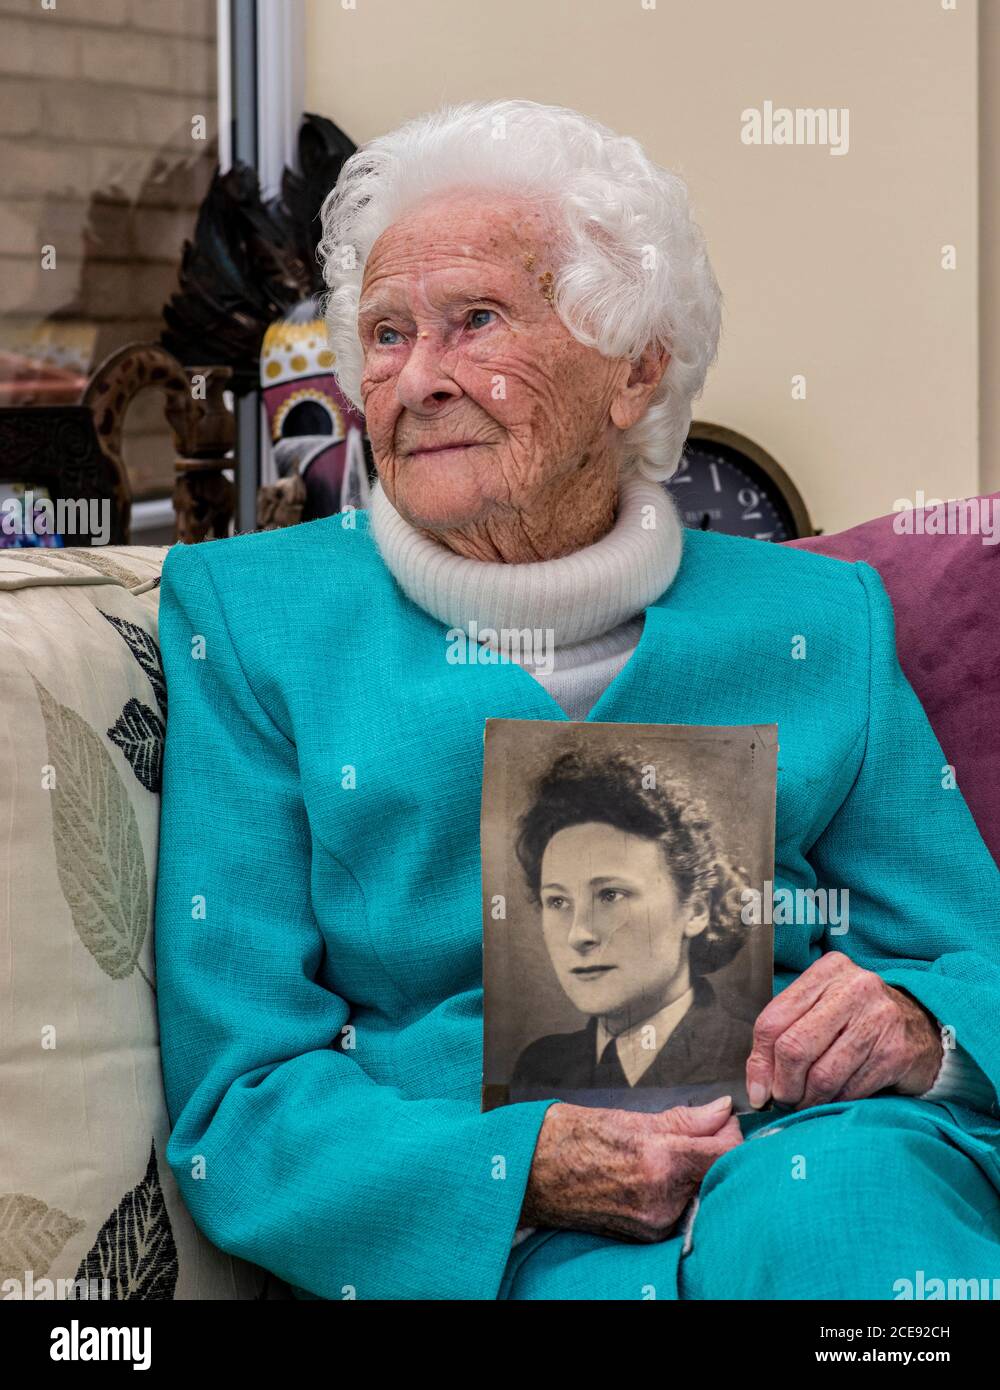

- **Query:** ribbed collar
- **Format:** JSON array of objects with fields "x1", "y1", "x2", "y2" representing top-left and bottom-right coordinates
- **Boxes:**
[{"x1": 367, "y1": 472, "x2": 685, "y2": 647}]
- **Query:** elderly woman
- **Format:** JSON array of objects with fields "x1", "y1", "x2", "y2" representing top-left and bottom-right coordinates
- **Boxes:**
[
  {"x1": 155, "y1": 99, "x2": 1000, "y2": 1300},
  {"x1": 511, "y1": 749, "x2": 753, "y2": 1099}
]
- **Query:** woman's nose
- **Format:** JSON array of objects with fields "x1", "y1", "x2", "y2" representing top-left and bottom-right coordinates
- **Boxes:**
[
  {"x1": 395, "y1": 332, "x2": 462, "y2": 412},
  {"x1": 567, "y1": 905, "x2": 601, "y2": 951}
]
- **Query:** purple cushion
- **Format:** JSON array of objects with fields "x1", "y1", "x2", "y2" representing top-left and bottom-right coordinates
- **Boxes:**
[{"x1": 784, "y1": 494, "x2": 1000, "y2": 868}]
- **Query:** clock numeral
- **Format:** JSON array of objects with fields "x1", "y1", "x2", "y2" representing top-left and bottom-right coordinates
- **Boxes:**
[{"x1": 738, "y1": 487, "x2": 762, "y2": 520}]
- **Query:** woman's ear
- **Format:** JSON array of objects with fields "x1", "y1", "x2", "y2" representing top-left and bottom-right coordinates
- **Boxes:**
[
  {"x1": 609, "y1": 345, "x2": 671, "y2": 431},
  {"x1": 682, "y1": 892, "x2": 710, "y2": 939}
]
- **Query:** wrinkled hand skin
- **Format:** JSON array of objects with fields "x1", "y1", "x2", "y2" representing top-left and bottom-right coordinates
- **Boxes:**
[
  {"x1": 745, "y1": 951, "x2": 944, "y2": 1111},
  {"x1": 521, "y1": 1097, "x2": 742, "y2": 1243}
]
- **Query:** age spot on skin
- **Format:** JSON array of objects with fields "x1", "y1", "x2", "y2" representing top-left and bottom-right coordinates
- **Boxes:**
[{"x1": 538, "y1": 271, "x2": 555, "y2": 305}]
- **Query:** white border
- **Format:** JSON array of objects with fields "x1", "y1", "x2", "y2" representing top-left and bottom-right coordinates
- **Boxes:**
[
  {"x1": 216, "y1": 0, "x2": 233, "y2": 173},
  {"x1": 256, "y1": 0, "x2": 306, "y2": 200}
]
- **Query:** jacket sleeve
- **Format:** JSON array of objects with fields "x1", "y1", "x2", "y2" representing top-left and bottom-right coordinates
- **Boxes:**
[
  {"x1": 153, "y1": 541, "x2": 555, "y2": 1300},
  {"x1": 807, "y1": 560, "x2": 1000, "y2": 1115}
]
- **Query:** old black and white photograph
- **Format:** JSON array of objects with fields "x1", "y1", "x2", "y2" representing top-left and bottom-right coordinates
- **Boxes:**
[{"x1": 482, "y1": 720, "x2": 776, "y2": 1114}]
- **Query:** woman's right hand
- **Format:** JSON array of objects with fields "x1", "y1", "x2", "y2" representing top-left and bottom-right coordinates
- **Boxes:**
[{"x1": 520, "y1": 1096, "x2": 742, "y2": 1243}]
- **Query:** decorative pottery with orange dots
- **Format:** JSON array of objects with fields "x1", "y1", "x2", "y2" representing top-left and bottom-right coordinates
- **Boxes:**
[{"x1": 260, "y1": 309, "x2": 370, "y2": 519}]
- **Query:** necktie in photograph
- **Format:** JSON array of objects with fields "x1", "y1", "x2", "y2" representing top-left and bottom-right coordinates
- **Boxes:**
[{"x1": 594, "y1": 1036, "x2": 629, "y2": 1089}]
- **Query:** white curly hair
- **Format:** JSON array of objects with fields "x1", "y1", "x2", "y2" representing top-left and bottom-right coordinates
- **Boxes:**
[{"x1": 317, "y1": 98, "x2": 722, "y2": 482}]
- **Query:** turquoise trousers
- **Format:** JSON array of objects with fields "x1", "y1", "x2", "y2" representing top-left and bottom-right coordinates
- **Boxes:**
[{"x1": 500, "y1": 1099, "x2": 1000, "y2": 1300}]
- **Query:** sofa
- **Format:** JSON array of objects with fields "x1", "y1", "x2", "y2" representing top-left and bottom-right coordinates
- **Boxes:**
[
  {"x1": 1, "y1": 493, "x2": 996, "y2": 1299},
  {"x1": 0, "y1": 544, "x2": 292, "y2": 1300}
]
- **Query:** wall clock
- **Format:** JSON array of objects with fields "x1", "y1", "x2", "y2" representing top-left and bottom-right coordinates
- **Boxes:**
[{"x1": 665, "y1": 422, "x2": 815, "y2": 542}]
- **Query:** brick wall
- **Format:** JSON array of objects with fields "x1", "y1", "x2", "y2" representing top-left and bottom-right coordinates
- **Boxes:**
[{"x1": 0, "y1": 0, "x2": 219, "y2": 502}]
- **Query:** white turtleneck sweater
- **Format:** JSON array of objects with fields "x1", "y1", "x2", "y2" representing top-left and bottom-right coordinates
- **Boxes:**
[
  {"x1": 367, "y1": 472, "x2": 679, "y2": 719},
  {"x1": 365, "y1": 473, "x2": 995, "y2": 1116}
]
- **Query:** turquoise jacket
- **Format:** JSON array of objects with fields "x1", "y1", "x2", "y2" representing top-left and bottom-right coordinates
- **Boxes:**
[{"x1": 154, "y1": 510, "x2": 1000, "y2": 1301}]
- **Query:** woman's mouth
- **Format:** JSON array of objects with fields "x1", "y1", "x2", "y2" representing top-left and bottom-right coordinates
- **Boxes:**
[{"x1": 570, "y1": 965, "x2": 617, "y2": 979}]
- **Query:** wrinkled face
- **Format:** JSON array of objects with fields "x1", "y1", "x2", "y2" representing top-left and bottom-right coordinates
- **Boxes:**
[
  {"x1": 539, "y1": 821, "x2": 707, "y2": 1024},
  {"x1": 356, "y1": 189, "x2": 628, "y2": 531}
]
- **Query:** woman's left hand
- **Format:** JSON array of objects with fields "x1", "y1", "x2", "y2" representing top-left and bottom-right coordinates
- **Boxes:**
[{"x1": 746, "y1": 951, "x2": 944, "y2": 1110}]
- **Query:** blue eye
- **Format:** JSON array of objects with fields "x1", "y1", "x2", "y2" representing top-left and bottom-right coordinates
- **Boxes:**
[
  {"x1": 376, "y1": 326, "x2": 403, "y2": 345},
  {"x1": 466, "y1": 308, "x2": 496, "y2": 330}
]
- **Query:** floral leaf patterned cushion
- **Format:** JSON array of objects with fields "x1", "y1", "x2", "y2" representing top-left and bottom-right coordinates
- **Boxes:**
[
  {"x1": 0, "y1": 545, "x2": 291, "y2": 1301},
  {"x1": 71, "y1": 1140, "x2": 178, "y2": 1302}
]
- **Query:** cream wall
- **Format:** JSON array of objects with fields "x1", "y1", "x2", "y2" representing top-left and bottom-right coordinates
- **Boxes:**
[{"x1": 305, "y1": 0, "x2": 982, "y2": 533}]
